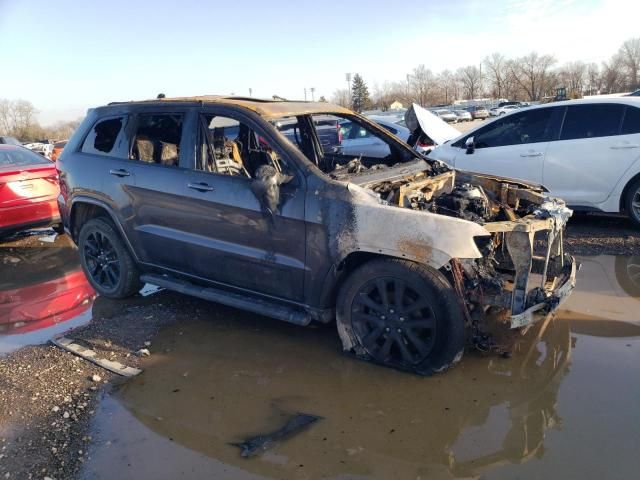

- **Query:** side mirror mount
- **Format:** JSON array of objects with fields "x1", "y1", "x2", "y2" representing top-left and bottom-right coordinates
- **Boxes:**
[
  {"x1": 250, "y1": 165, "x2": 294, "y2": 216},
  {"x1": 465, "y1": 136, "x2": 475, "y2": 155}
]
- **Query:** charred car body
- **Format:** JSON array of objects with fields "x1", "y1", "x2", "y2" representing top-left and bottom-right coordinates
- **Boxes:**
[{"x1": 57, "y1": 96, "x2": 576, "y2": 375}]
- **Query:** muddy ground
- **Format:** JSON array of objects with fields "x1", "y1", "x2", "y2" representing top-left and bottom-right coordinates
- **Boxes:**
[{"x1": 1, "y1": 219, "x2": 639, "y2": 479}]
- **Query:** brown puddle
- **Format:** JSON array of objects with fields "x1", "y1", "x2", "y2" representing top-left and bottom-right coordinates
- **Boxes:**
[{"x1": 81, "y1": 255, "x2": 640, "y2": 479}]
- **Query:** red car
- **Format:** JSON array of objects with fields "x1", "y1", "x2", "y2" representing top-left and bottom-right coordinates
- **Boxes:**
[{"x1": 0, "y1": 144, "x2": 60, "y2": 236}]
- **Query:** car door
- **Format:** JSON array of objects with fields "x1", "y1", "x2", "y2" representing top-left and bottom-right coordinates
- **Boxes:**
[
  {"x1": 452, "y1": 107, "x2": 557, "y2": 185},
  {"x1": 116, "y1": 109, "x2": 199, "y2": 269},
  {"x1": 73, "y1": 114, "x2": 138, "y2": 233},
  {"x1": 543, "y1": 103, "x2": 638, "y2": 206},
  {"x1": 175, "y1": 108, "x2": 307, "y2": 302}
]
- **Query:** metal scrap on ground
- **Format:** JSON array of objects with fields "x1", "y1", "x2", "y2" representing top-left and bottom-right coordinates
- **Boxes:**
[
  {"x1": 50, "y1": 336, "x2": 142, "y2": 377},
  {"x1": 231, "y1": 412, "x2": 322, "y2": 457}
]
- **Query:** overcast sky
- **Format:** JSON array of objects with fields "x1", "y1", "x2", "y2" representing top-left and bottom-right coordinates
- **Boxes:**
[{"x1": 1, "y1": 0, "x2": 638, "y2": 124}]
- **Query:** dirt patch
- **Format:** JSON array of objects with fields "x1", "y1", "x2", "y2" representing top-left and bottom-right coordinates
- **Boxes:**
[
  {"x1": 563, "y1": 214, "x2": 640, "y2": 255},
  {"x1": 0, "y1": 286, "x2": 205, "y2": 479}
]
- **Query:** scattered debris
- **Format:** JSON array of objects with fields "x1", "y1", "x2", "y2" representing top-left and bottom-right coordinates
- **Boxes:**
[
  {"x1": 231, "y1": 412, "x2": 322, "y2": 458},
  {"x1": 50, "y1": 337, "x2": 142, "y2": 377},
  {"x1": 38, "y1": 233, "x2": 58, "y2": 243},
  {"x1": 135, "y1": 348, "x2": 150, "y2": 357},
  {"x1": 91, "y1": 374, "x2": 102, "y2": 383}
]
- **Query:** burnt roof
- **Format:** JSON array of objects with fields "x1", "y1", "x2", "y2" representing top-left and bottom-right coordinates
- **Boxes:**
[{"x1": 107, "y1": 95, "x2": 352, "y2": 119}]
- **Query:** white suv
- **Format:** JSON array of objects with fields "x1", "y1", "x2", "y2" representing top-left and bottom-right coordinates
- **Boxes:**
[{"x1": 428, "y1": 98, "x2": 640, "y2": 226}]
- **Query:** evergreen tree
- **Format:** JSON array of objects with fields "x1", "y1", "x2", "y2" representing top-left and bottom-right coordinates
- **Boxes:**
[{"x1": 351, "y1": 74, "x2": 370, "y2": 112}]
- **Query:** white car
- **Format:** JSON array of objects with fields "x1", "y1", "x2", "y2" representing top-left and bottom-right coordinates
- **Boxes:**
[
  {"x1": 489, "y1": 105, "x2": 519, "y2": 116},
  {"x1": 453, "y1": 110, "x2": 473, "y2": 122},
  {"x1": 427, "y1": 98, "x2": 640, "y2": 226},
  {"x1": 366, "y1": 115, "x2": 411, "y2": 143},
  {"x1": 433, "y1": 109, "x2": 458, "y2": 123}
]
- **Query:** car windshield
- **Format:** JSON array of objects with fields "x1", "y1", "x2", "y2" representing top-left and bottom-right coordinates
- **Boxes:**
[{"x1": 0, "y1": 147, "x2": 50, "y2": 168}]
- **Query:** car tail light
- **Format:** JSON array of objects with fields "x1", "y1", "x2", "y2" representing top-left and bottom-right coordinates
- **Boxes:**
[{"x1": 337, "y1": 124, "x2": 343, "y2": 143}]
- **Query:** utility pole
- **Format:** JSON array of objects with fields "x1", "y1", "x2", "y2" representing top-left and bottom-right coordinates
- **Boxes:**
[
  {"x1": 249, "y1": 88, "x2": 252, "y2": 97},
  {"x1": 345, "y1": 73, "x2": 352, "y2": 104},
  {"x1": 304, "y1": 88, "x2": 307, "y2": 101},
  {"x1": 310, "y1": 87, "x2": 315, "y2": 101}
]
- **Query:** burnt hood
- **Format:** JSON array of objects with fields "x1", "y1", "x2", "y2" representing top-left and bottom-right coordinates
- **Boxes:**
[{"x1": 404, "y1": 103, "x2": 461, "y2": 146}]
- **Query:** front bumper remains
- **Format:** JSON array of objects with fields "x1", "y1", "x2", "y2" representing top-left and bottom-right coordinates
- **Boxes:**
[
  {"x1": 508, "y1": 255, "x2": 576, "y2": 328},
  {"x1": 463, "y1": 199, "x2": 577, "y2": 330}
]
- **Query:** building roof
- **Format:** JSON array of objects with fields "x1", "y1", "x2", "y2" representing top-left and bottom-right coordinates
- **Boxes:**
[{"x1": 108, "y1": 95, "x2": 352, "y2": 119}]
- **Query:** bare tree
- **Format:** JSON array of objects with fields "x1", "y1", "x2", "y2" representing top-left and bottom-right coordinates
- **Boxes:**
[
  {"x1": 331, "y1": 89, "x2": 350, "y2": 108},
  {"x1": 511, "y1": 52, "x2": 556, "y2": 101},
  {"x1": 558, "y1": 61, "x2": 587, "y2": 97},
  {"x1": 586, "y1": 62, "x2": 602, "y2": 95},
  {"x1": 601, "y1": 57, "x2": 624, "y2": 93},
  {"x1": 483, "y1": 53, "x2": 508, "y2": 98},
  {"x1": 618, "y1": 37, "x2": 640, "y2": 90},
  {"x1": 436, "y1": 70, "x2": 459, "y2": 104},
  {"x1": 457, "y1": 65, "x2": 483, "y2": 100},
  {"x1": 408, "y1": 65, "x2": 437, "y2": 106}
]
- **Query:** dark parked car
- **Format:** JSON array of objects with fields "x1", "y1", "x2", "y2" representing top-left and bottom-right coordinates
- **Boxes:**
[
  {"x1": 57, "y1": 96, "x2": 576, "y2": 375},
  {"x1": 0, "y1": 136, "x2": 22, "y2": 146}
]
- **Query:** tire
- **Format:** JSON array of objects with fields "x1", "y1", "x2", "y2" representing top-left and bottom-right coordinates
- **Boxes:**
[
  {"x1": 78, "y1": 217, "x2": 142, "y2": 298},
  {"x1": 624, "y1": 177, "x2": 640, "y2": 228},
  {"x1": 336, "y1": 258, "x2": 465, "y2": 375}
]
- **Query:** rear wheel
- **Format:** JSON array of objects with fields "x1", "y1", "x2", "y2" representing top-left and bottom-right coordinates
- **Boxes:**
[
  {"x1": 625, "y1": 177, "x2": 640, "y2": 228},
  {"x1": 336, "y1": 258, "x2": 465, "y2": 375},
  {"x1": 78, "y1": 217, "x2": 142, "y2": 298}
]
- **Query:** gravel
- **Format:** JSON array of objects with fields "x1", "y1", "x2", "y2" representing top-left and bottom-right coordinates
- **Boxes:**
[{"x1": 0, "y1": 289, "x2": 199, "y2": 479}]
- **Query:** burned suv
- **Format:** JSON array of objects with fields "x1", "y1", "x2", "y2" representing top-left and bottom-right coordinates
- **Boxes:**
[{"x1": 57, "y1": 96, "x2": 576, "y2": 375}]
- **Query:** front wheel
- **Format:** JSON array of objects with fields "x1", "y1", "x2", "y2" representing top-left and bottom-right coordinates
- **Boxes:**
[
  {"x1": 336, "y1": 259, "x2": 465, "y2": 375},
  {"x1": 78, "y1": 217, "x2": 142, "y2": 298}
]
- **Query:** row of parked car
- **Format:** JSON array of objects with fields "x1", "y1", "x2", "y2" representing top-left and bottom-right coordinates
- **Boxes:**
[
  {"x1": 426, "y1": 101, "x2": 534, "y2": 124},
  {"x1": 0, "y1": 136, "x2": 67, "y2": 161}
]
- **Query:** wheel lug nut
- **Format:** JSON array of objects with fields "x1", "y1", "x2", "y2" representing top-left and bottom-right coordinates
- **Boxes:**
[
  {"x1": 389, "y1": 309, "x2": 395, "y2": 314},
  {"x1": 385, "y1": 327, "x2": 390, "y2": 332},
  {"x1": 399, "y1": 317, "x2": 405, "y2": 322},
  {"x1": 397, "y1": 328, "x2": 402, "y2": 333},
  {"x1": 380, "y1": 315, "x2": 386, "y2": 320}
]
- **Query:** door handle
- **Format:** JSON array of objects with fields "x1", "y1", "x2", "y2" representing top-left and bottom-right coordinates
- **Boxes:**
[
  {"x1": 610, "y1": 144, "x2": 640, "y2": 149},
  {"x1": 520, "y1": 152, "x2": 543, "y2": 157},
  {"x1": 188, "y1": 182, "x2": 214, "y2": 192},
  {"x1": 109, "y1": 168, "x2": 131, "y2": 177}
]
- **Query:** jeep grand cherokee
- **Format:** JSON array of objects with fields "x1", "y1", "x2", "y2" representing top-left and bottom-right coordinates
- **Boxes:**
[{"x1": 56, "y1": 96, "x2": 576, "y2": 375}]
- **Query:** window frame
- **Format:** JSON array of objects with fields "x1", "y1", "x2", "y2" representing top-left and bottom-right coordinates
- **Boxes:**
[
  {"x1": 78, "y1": 114, "x2": 129, "y2": 158},
  {"x1": 126, "y1": 110, "x2": 190, "y2": 170},
  {"x1": 620, "y1": 105, "x2": 640, "y2": 136},
  {"x1": 558, "y1": 103, "x2": 625, "y2": 141},
  {"x1": 453, "y1": 106, "x2": 559, "y2": 148},
  {"x1": 194, "y1": 106, "x2": 304, "y2": 185}
]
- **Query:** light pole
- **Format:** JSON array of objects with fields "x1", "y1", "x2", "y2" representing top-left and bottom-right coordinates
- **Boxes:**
[
  {"x1": 345, "y1": 73, "x2": 352, "y2": 105},
  {"x1": 249, "y1": 88, "x2": 252, "y2": 97},
  {"x1": 304, "y1": 88, "x2": 307, "y2": 101},
  {"x1": 310, "y1": 87, "x2": 315, "y2": 101}
]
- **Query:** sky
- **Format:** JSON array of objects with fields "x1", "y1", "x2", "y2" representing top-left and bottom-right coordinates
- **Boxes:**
[{"x1": 1, "y1": 0, "x2": 639, "y2": 125}]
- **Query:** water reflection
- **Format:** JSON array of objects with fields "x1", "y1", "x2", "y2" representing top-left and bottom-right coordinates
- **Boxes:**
[
  {"x1": 84, "y1": 254, "x2": 640, "y2": 479},
  {"x1": 0, "y1": 236, "x2": 95, "y2": 353},
  {"x1": 92, "y1": 312, "x2": 570, "y2": 479}
]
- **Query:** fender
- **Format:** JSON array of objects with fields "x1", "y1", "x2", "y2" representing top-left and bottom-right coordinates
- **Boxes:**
[{"x1": 69, "y1": 195, "x2": 140, "y2": 262}]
